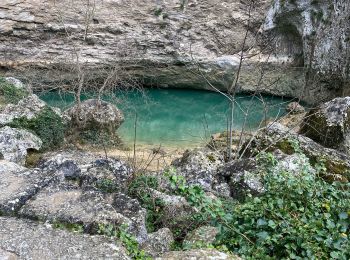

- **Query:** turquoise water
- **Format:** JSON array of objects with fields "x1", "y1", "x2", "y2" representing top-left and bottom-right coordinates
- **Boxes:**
[{"x1": 40, "y1": 89, "x2": 291, "y2": 147}]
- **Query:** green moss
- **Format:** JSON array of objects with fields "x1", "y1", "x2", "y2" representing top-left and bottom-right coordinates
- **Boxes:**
[
  {"x1": 9, "y1": 106, "x2": 65, "y2": 151},
  {"x1": 0, "y1": 77, "x2": 28, "y2": 105},
  {"x1": 95, "y1": 178, "x2": 118, "y2": 193}
]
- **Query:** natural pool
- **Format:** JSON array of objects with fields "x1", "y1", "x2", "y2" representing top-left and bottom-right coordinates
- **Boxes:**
[{"x1": 40, "y1": 89, "x2": 291, "y2": 147}]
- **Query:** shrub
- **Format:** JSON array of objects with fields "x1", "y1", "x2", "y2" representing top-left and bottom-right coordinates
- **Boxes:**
[
  {"x1": 0, "y1": 77, "x2": 28, "y2": 104},
  {"x1": 9, "y1": 106, "x2": 65, "y2": 150}
]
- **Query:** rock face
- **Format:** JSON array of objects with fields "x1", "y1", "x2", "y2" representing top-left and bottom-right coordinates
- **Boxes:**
[
  {"x1": 0, "y1": 217, "x2": 130, "y2": 259},
  {"x1": 0, "y1": 0, "x2": 307, "y2": 100},
  {"x1": 262, "y1": 0, "x2": 350, "y2": 104},
  {"x1": 0, "y1": 126, "x2": 42, "y2": 165},
  {"x1": 300, "y1": 97, "x2": 350, "y2": 154}
]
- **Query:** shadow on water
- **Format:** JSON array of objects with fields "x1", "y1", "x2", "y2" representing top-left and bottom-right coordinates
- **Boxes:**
[{"x1": 39, "y1": 88, "x2": 291, "y2": 147}]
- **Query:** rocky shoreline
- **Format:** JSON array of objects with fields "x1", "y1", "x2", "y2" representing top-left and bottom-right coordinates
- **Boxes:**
[{"x1": 0, "y1": 77, "x2": 349, "y2": 259}]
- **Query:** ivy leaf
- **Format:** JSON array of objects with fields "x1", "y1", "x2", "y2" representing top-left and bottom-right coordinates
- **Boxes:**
[
  {"x1": 257, "y1": 218, "x2": 267, "y2": 227},
  {"x1": 257, "y1": 231, "x2": 269, "y2": 241},
  {"x1": 339, "y1": 212, "x2": 348, "y2": 220}
]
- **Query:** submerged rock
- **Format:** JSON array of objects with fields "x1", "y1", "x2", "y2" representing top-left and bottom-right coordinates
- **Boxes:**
[
  {"x1": 0, "y1": 126, "x2": 42, "y2": 165},
  {"x1": 0, "y1": 217, "x2": 130, "y2": 259},
  {"x1": 300, "y1": 97, "x2": 350, "y2": 155}
]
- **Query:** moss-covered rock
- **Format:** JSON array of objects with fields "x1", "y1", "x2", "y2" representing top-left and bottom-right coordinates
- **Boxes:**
[
  {"x1": 8, "y1": 106, "x2": 65, "y2": 151},
  {"x1": 64, "y1": 99, "x2": 124, "y2": 147},
  {"x1": 300, "y1": 97, "x2": 350, "y2": 155},
  {"x1": 0, "y1": 77, "x2": 28, "y2": 106},
  {"x1": 241, "y1": 123, "x2": 350, "y2": 182}
]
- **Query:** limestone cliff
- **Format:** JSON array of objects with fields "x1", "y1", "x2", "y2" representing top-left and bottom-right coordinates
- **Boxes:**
[
  {"x1": 0, "y1": 0, "x2": 348, "y2": 104},
  {"x1": 262, "y1": 0, "x2": 349, "y2": 104}
]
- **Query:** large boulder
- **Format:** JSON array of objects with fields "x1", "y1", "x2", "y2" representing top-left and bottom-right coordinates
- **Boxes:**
[
  {"x1": 39, "y1": 150, "x2": 132, "y2": 192},
  {"x1": 64, "y1": 99, "x2": 124, "y2": 135},
  {"x1": 300, "y1": 97, "x2": 350, "y2": 155},
  {"x1": 171, "y1": 148, "x2": 229, "y2": 197},
  {"x1": 0, "y1": 126, "x2": 42, "y2": 165},
  {"x1": 241, "y1": 123, "x2": 350, "y2": 182}
]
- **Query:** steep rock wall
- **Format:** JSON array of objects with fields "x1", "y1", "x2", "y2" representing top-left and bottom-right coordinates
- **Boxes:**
[
  {"x1": 0, "y1": 0, "x2": 305, "y2": 98},
  {"x1": 262, "y1": 0, "x2": 349, "y2": 104}
]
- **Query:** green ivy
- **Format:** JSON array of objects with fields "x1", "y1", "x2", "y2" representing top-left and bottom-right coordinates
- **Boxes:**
[
  {"x1": 166, "y1": 156, "x2": 350, "y2": 259},
  {"x1": 9, "y1": 106, "x2": 65, "y2": 150}
]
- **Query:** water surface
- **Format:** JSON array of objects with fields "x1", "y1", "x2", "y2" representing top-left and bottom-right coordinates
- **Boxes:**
[{"x1": 40, "y1": 89, "x2": 291, "y2": 147}]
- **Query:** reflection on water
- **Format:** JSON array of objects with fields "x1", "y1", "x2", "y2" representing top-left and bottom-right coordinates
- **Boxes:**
[{"x1": 40, "y1": 88, "x2": 291, "y2": 147}]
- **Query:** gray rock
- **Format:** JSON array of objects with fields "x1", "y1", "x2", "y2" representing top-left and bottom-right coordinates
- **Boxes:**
[
  {"x1": 262, "y1": 0, "x2": 349, "y2": 105},
  {"x1": 141, "y1": 228, "x2": 174, "y2": 257},
  {"x1": 0, "y1": 95, "x2": 54, "y2": 126},
  {"x1": 183, "y1": 226, "x2": 219, "y2": 249},
  {"x1": 241, "y1": 123, "x2": 350, "y2": 182},
  {"x1": 0, "y1": 248, "x2": 18, "y2": 260},
  {"x1": 300, "y1": 97, "x2": 350, "y2": 154},
  {"x1": 39, "y1": 150, "x2": 132, "y2": 191},
  {"x1": 219, "y1": 159, "x2": 264, "y2": 199},
  {"x1": 19, "y1": 182, "x2": 147, "y2": 242},
  {"x1": 113, "y1": 193, "x2": 148, "y2": 243},
  {"x1": 147, "y1": 188, "x2": 194, "y2": 231},
  {"x1": 64, "y1": 99, "x2": 124, "y2": 133},
  {"x1": 1, "y1": 0, "x2": 307, "y2": 102},
  {"x1": 171, "y1": 148, "x2": 227, "y2": 196},
  {"x1": 0, "y1": 126, "x2": 42, "y2": 165},
  {"x1": 4, "y1": 77, "x2": 24, "y2": 90},
  {"x1": 0, "y1": 161, "x2": 54, "y2": 214},
  {"x1": 0, "y1": 217, "x2": 130, "y2": 259},
  {"x1": 156, "y1": 248, "x2": 239, "y2": 260}
]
